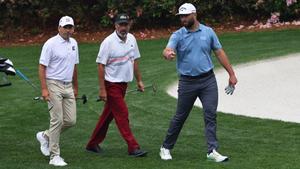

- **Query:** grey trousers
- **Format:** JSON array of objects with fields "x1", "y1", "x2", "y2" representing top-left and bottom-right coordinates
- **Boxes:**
[{"x1": 162, "y1": 72, "x2": 219, "y2": 153}]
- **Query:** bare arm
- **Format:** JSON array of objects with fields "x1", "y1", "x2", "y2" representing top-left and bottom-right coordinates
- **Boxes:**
[
  {"x1": 214, "y1": 49, "x2": 238, "y2": 86},
  {"x1": 134, "y1": 59, "x2": 144, "y2": 91},
  {"x1": 72, "y1": 65, "x2": 78, "y2": 98},
  {"x1": 98, "y1": 64, "x2": 107, "y2": 101},
  {"x1": 39, "y1": 64, "x2": 49, "y2": 100}
]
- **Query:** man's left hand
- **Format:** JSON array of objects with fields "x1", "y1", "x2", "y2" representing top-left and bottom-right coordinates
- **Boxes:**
[{"x1": 225, "y1": 85, "x2": 235, "y2": 95}]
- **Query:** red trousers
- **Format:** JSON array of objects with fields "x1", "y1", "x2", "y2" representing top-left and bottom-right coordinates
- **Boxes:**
[{"x1": 86, "y1": 81, "x2": 140, "y2": 153}]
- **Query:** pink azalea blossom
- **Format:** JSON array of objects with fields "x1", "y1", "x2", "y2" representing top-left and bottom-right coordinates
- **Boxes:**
[{"x1": 286, "y1": 0, "x2": 297, "y2": 6}]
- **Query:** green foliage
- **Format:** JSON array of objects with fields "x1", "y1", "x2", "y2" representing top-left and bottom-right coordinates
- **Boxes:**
[{"x1": 0, "y1": 0, "x2": 299, "y2": 30}]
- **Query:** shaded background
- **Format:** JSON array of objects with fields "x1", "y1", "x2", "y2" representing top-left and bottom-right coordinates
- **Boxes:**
[{"x1": 1, "y1": 0, "x2": 300, "y2": 32}]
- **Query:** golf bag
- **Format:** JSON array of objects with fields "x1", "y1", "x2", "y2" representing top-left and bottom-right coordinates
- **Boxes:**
[{"x1": 0, "y1": 56, "x2": 16, "y2": 87}]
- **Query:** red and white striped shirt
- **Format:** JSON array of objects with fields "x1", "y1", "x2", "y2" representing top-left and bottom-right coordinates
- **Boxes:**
[{"x1": 96, "y1": 31, "x2": 141, "y2": 82}]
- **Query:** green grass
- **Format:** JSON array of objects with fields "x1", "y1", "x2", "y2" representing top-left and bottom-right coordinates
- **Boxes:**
[{"x1": 1, "y1": 29, "x2": 300, "y2": 169}]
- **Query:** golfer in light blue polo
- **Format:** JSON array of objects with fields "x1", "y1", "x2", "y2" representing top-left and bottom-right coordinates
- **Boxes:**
[{"x1": 159, "y1": 3, "x2": 238, "y2": 162}]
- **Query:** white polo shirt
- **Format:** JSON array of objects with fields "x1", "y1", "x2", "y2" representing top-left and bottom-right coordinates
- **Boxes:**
[
  {"x1": 39, "y1": 34, "x2": 79, "y2": 82},
  {"x1": 96, "y1": 31, "x2": 141, "y2": 82}
]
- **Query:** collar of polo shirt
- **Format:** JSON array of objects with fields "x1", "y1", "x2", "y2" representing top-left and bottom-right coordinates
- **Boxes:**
[
  {"x1": 114, "y1": 31, "x2": 128, "y2": 43},
  {"x1": 57, "y1": 34, "x2": 70, "y2": 43},
  {"x1": 183, "y1": 23, "x2": 202, "y2": 33}
]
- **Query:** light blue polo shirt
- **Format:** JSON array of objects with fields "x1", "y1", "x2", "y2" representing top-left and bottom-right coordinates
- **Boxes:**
[{"x1": 167, "y1": 24, "x2": 222, "y2": 76}]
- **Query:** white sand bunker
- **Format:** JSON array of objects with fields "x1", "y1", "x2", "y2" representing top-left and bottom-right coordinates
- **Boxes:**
[{"x1": 167, "y1": 53, "x2": 300, "y2": 123}]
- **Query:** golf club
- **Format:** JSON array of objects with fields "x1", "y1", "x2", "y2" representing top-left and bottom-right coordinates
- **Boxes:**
[
  {"x1": 77, "y1": 94, "x2": 88, "y2": 104},
  {"x1": 16, "y1": 69, "x2": 88, "y2": 111},
  {"x1": 16, "y1": 69, "x2": 55, "y2": 111},
  {"x1": 33, "y1": 94, "x2": 88, "y2": 111},
  {"x1": 126, "y1": 83, "x2": 157, "y2": 94},
  {"x1": 96, "y1": 83, "x2": 157, "y2": 102},
  {"x1": 33, "y1": 96, "x2": 54, "y2": 111},
  {"x1": 16, "y1": 69, "x2": 39, "y2": 91},
  {"x1": 78, "y1": 90, "x2": 101, "y2": 114}
]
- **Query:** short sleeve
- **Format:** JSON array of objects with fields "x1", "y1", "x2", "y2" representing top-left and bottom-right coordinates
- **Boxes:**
[
  {"x1": 166, "y1": 32, "x2": 179, "y2": 50},
  {"x1": 96, "y1": 39, "x2": 110, "y2": 65},
  {"x1": 133, "y1": 37, "x2": 141, "y2": 60},
  {"x1": 210, "y1": 28, "x2": 222, "y2": 50},
  {"x1": 39, "y1": 41, "x2": 52, "y2": 66}
]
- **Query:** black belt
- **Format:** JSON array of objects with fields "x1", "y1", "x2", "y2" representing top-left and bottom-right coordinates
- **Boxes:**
[
  {"x1": 180, "y1": 70, "x2": 214, "y2": 79},
  {"x1": 105, "y1": 81, "x2": 127, "y2": 85}
]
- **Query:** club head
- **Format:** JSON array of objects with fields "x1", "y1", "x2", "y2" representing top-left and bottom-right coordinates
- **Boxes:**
[
  {"x1": 75, "y1": 94, "x2": 88, "y2": 104},
  {"x1": 82, "y1": 94, "x2": 87, "y2": 104},
  {"x1": 33, "y1": 96, "x2": 42, "y2": 100}
]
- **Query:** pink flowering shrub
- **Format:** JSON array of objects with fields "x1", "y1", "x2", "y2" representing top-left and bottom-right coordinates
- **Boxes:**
[{"x1": 286, "y1": 0, "x2": 297, "y2": 6}]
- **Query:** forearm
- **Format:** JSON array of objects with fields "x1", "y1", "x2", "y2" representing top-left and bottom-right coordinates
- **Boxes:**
[
  {"x1": 97, "y1": 64, "x2": 106, "y2": 90},
  {"x1": 72, "y1": 65, "x2": 78, "y2": 90},
  {"x1": 39, "y1": 64, "x2": 48, "y2": 90},
  {"x1": 134, "y1": 59, "x2": 142, "y2": 82},
  {"x1": 215, "y1": 49, "x2": 235, "y2": 76}
]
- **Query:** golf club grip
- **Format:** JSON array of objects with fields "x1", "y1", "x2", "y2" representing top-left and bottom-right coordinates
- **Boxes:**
[{"x1": 126, "y1": 84, "x2": 154, "y2": 93}]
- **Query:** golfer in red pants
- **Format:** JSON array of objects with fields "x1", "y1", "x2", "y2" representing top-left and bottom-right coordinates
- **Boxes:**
[{"x1": 86, "y1": 14, "x2": 147, "y2": 157}]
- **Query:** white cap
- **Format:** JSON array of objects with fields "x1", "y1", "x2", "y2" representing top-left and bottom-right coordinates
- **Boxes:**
[
  {"x1": 59, "y1": 16, "x2": 74, "y2": 27},
  {"x1": 176, "y1": 3, "x2": 196, "y2": 15}
]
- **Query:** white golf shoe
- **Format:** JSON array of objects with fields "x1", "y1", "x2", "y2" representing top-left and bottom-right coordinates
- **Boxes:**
[
  {"x1": 49, "y1": 156, "x2": 67, "y2": 167},
  {"x1": 159, "y1": 146, "x2": 172, "y2": 160},
  {"x1": 207, "y1": 149, "x2": 229, "y2": 162},
  {"x1": 36, "y1": 131, "x2": 50, "y2": 156}
]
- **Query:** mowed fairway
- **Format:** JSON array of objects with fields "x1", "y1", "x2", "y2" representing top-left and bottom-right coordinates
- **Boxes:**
[{"x1": 1, "y1": 29, "x2": 300, "y2": 169}]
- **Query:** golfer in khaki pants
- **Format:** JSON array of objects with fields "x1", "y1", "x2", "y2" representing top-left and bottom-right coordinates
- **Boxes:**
[{"x1": 36, "y1": 16, "x2": 79, "y2": 167}]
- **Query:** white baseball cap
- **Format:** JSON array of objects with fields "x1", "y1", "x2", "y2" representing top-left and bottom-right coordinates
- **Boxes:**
[
  {"x1": 59, "y1": 16, "x2": 74, "y2": 27},
  {"x1": 176, "y1": 3, "x2": 196, "y2": 15}
]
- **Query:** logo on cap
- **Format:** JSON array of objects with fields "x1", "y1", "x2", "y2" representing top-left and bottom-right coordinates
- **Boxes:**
[
  {"x1": 180, "y1": 7, "x2": 187, "y2": 11},
  {"x1": 115, "y1": 14, "x2": 130, "y2": 24},
  {"x1": 120, "y1": 15, "x2": 128, "y2": 19}
]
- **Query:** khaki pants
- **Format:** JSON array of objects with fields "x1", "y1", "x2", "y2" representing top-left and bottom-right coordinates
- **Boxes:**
[{"x1": 44, "y1": 79, "x2": 76, "y2": 159}]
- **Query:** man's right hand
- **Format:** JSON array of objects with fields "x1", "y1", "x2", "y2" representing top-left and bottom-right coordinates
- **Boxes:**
[
  {"x1": 163, "y1": 48, "x2": 176, "y2": 60},
  {"x1": 99, "y1": 88, "x2": 107, "y2": 102},
  {"x1": 42, "y1": 89, "x2": 50, "y2": 101}
]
